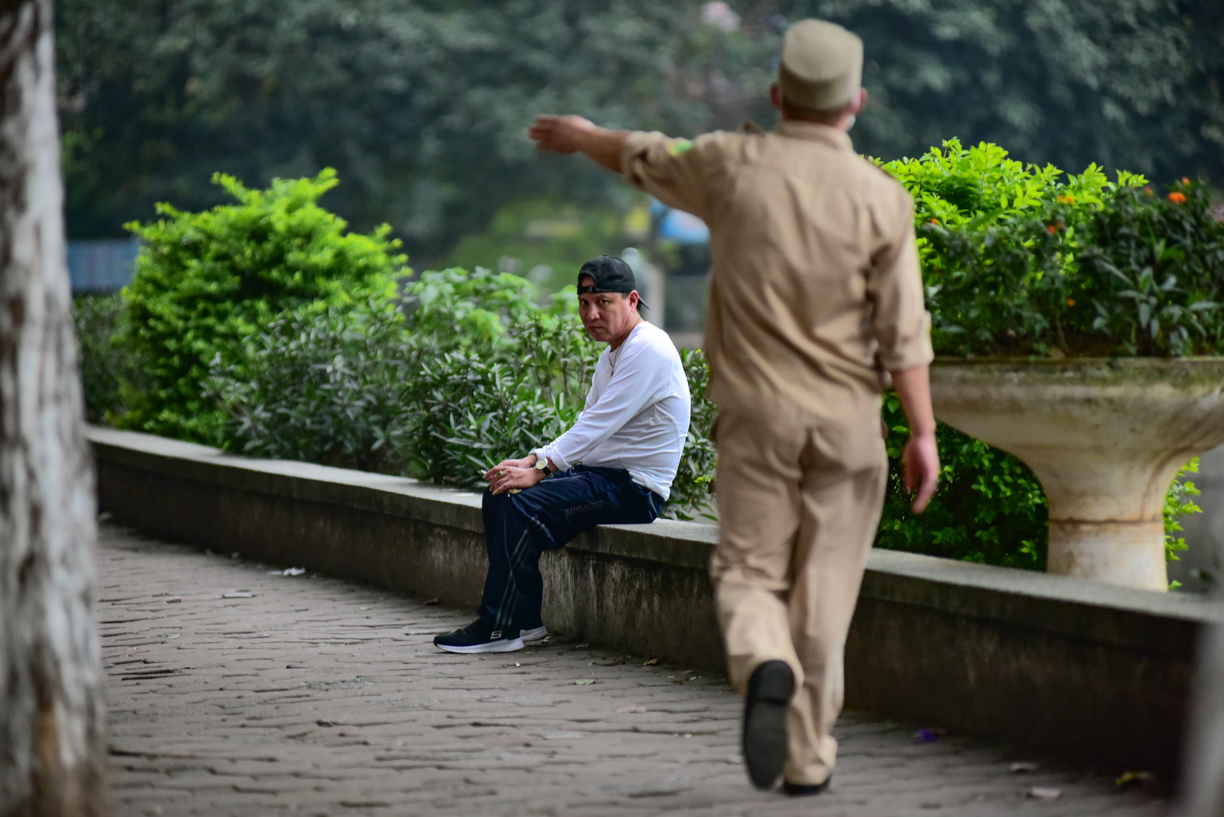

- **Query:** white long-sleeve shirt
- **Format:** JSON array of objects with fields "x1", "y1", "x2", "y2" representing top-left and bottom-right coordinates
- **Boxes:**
[{"x1": 532, "y1": 321, "x2": 691, "y2": 500}]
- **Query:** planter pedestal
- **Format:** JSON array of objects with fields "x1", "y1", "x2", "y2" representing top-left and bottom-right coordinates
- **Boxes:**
[{"x1": 930, "y1": 359, "x2": 1224, "y2": 591}]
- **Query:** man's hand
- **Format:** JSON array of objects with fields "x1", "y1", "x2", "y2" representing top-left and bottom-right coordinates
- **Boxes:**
[
  {"x1": 487, "y1": 464, "x2": 546, "y2": 496},
  {"x1": 889, "y1": 364, "x2": 940, "y2": 513},
  {"x1": 528, "y1": 115, "x2": 627, "y2": 173},
  {"x1": 484, "y1": 457, "x2": 534, "y2": 482},
  {"x1": 529, "y1": 115, "x2": 597, "y2": 154},
  {"x1": 902, "y1": 432, "x2": 940, "y2": 513}
]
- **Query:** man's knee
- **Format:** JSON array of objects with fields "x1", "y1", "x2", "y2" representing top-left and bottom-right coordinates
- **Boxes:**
[
  {"x1": 483, "y1": 488, "x2": 535, "y2": 525},
  {"x1": 482, "y1": 488, "x2": 515, "y2": 512}
]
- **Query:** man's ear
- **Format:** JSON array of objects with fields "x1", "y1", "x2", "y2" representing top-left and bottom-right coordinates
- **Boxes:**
[
  {"x1": 628, "y1": 290, "x2": 641, "y2": 311},
  {"x1": 851, "y1": 88, "x2": 868, "y2": 115}
]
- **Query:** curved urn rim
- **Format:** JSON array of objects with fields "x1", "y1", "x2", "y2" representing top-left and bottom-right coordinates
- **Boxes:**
[{"x1": 930, "y1": 356, "x2": 1224, "y2": 388}]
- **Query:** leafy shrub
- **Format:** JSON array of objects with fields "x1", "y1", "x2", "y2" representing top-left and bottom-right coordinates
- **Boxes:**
[
  {"x1": 118, "y1": 169, "x2": 405, "y2": 443},
  {"x1": 406, "y1": 315, "x2": 597, "y2": 489},
  {"x1": 670, "y1": 348, "x2": 717, "y2": 520},
  {"x1": 72, "y1": 293, "x2": 135, "y2": 423},
  {"x1": 881, "y1": 140, "x2": 1224, "y2": 358},
  {"x1": 1077, "y1": 184, "x2": 1224, "y2": 356},
  {"x1": 208, "y1": 300, "x2": 417, "y2": 473}
]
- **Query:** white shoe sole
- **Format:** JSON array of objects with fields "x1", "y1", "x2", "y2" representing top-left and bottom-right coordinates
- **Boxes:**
[
  {"x1": 435, "y1": 637, "x2": 524, "y2": 654},
  {"x1": 520, "y1": 626, "x2": 548, "y2": 643}
]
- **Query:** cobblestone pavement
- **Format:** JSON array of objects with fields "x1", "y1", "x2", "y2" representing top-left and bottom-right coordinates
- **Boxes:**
[{"x1": 100, "y1": 523, "x2": 1169, "y2": 817}]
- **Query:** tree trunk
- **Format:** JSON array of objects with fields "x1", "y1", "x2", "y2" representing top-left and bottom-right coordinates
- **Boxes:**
[{"x1": 0, "y1": 1, "x2": 109, "y2": 815}]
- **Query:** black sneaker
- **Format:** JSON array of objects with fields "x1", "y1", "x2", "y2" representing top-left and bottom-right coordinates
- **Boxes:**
[
  {"x1": 743, "y1": 660, "x2": 794, "y2": 790},
  {"x1": 783, "y1": 777, "x2": 830, "y2": 797},
  {"x1": 433, "y1": 619, "x2": 524, "y2": 654}
]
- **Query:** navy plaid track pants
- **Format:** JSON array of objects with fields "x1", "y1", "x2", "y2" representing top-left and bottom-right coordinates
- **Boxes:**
[{"x1": 477, "y1": 465, "x2": 664, "y2": 632}]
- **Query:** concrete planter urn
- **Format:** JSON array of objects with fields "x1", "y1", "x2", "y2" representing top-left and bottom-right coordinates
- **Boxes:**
[{"x1": 929, "y1": 358, "x2": 1224, "y2": 591}]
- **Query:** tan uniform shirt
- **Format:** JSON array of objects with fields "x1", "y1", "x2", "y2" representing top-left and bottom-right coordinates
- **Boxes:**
[{"x1": 622, "y1": 121, "x2": 932, "y2": 425}]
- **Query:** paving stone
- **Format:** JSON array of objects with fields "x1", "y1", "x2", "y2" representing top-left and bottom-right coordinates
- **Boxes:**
[{"x1": 100, "y1": 523, "x2": 1169, "y2": 816}]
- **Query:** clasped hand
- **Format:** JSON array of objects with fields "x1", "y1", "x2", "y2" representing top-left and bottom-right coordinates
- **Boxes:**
[{"x1": 484, "y1": 456, "x2": 545, "y2": 496}]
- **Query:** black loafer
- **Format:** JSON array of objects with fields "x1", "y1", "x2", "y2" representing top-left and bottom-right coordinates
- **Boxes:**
[
  {"x1": 743, "y1": 660, "x2": 794, "y2": 789},
  {"x1": 783, "y1": 777, "x2": 831, "y2": 797}
]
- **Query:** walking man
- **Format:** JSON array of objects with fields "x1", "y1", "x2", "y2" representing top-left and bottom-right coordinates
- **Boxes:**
[
  {"x1": 434, "y1": 255, "x2": 691, "y2": 654},
  {"x1": 529, "y1": 19, "x2": 939, "y2": 795}
]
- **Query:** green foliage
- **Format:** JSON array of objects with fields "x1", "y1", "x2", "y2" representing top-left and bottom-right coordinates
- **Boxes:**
[
  {"x1": 208, "y1": 300, "x2": 417, "y2": 472},
  {"x1": 407, "y1": 267, "x2": 552, "y2": 354},
  {"x1": 1166, "y1": 458, "x2": 1203, "y2": 564},
  {"x1": 671, "y1": 348, "x2": 718, "y2": 520},
  {"x1": 1077, "y1": 183, "x2": 1224, "y2": 356},
  {"x1": 406, "y1": 292, "x2": 599, "y2": 489},
  {"x1": 118, "y1": 169, "x2": 406, "y2": 442},
  {"x1": 72, "y1": 293, "x2": 134, "y2": 423},
  {"x1": 877, "y1": 393, "x2": 1048, "y2": 569},
  {"x1": 888, "y1": 143, "x2": 1224, "y2": 359}
]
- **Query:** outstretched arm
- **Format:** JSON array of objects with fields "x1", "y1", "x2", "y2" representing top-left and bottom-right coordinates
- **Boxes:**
[
  {"x1": 529, "y1": 115, "x2": 628, "y2": 173},
  {"x1": 890, "y1": 364, "x2": 939, "y2": 513}
]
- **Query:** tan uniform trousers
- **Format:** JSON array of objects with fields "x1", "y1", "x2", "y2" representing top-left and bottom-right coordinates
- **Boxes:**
[{"x1": 711, "y1": 407, "x2": 887, "y2": 786}]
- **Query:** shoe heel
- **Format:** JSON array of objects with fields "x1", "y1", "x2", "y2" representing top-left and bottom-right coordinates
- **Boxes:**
[{"x1": 744, "y1": 661, "x2": 794, "y2": 790}]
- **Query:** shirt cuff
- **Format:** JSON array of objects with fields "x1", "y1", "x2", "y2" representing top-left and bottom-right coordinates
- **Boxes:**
[{"x1": 532, "y1": 446, "x2": 571, "y2": 474}]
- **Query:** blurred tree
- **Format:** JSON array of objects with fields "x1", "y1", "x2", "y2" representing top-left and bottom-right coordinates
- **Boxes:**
[
  {"x1": 791, "y1": 0, "x2": 1224, "y2": 185},
  {"x1": 58, "y1": 0, "x2": 1221, "y2": 263},
  {"x1": 57, "y1": 0, "x2": 772, "y2": 261}
]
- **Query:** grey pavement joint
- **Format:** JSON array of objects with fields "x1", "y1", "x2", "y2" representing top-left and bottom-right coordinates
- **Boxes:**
[{"x1": 99, "y1": 523, "x2": 1168, "y2": 816}]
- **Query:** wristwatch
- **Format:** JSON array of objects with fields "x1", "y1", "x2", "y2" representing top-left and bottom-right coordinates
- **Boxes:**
[{"x1": 534, "y1": 456, "x2": 550, "y2": 475}]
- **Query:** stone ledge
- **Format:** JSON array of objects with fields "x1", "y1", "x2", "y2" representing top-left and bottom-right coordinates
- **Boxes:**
[
  {"x1": 88, "y1": 425, "x2": 1212, "y2": 652},
  {"x1": 87, "y1": 424, "x2": 1213, "y2": 777}
]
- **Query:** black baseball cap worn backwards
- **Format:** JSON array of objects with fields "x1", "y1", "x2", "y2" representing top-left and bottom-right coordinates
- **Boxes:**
[{"x1": 577, "y1": 255, "x2": 649, "y2": 310}]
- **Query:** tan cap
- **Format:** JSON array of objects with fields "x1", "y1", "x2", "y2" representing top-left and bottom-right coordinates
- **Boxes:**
[{"x1": 778, "y1": 19, "x2": 863, "y2": 111}]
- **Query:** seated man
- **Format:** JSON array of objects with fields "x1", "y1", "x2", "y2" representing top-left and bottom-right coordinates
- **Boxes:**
[{"x1": 434, "y1": 255, "x2": 691, "y2": 653}]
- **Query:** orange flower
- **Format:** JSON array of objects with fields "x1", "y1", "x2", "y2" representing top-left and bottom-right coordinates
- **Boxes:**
[
  {"x1": 1056, "y1": 195, "x2": 1076, "y2": 204},
  {"x1": 928, "y1": 218, "x2": 939, "y2": 225},
  {"x1": 1168, "y1": 192, "x2": 1187, "y2": 204},
  {"x1": 1144, "y1": 187, "x2": 1154, "y2": 195},
  {"x1": 1066, "y1": 298, "x2": 1076, "y2": 307},
  {"x1": 1182, "y1": 177, "x2": 1191, "y2": 185},
  {"x1": 1047, "y1": 224, "x2": 1057, "y2": 234}
]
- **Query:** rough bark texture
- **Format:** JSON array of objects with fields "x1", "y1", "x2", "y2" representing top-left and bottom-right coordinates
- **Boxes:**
[{"x1": 0, "y1": 0, "x2": 108, "y2": 815}]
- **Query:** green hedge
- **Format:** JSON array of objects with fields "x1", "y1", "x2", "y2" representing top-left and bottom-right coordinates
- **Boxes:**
[{"x1": 116, "y1": 169, "x2": 405, "y2": 443}]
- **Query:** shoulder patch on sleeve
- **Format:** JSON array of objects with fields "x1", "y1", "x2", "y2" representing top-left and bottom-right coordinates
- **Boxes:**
[{"x1": 668, "y1": 140, "x2": 694, "y2": 157}]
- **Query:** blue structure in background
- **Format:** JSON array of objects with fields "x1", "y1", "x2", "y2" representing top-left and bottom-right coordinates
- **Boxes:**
[
  {"x1": 68, "y1": 239, "x2": 139, "y2": 293},
  {"x1": 650, "y1": 199, "x2": 710, "y2": 245}
]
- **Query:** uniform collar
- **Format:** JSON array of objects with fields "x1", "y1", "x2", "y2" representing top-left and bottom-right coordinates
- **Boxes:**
[{"x1": 774, "y1": 120, "x2": 854, "y2": 151}]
